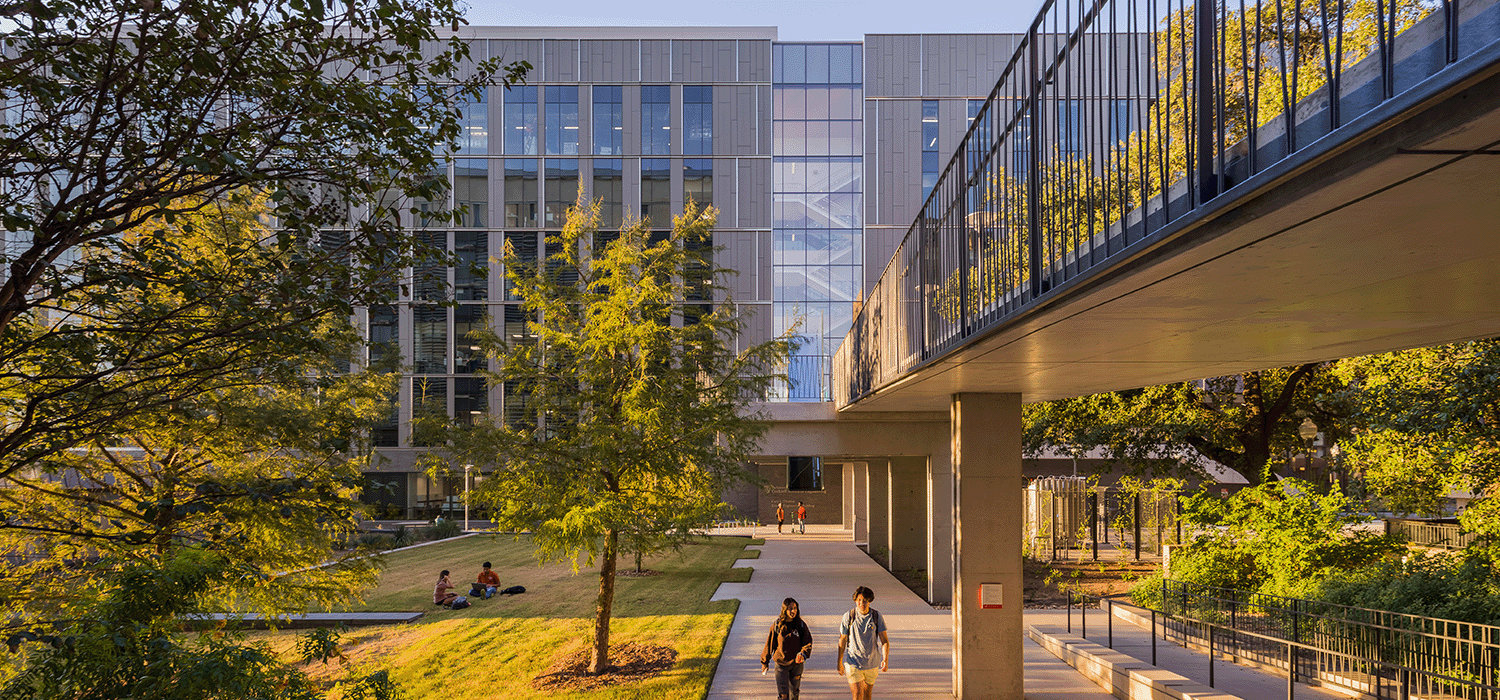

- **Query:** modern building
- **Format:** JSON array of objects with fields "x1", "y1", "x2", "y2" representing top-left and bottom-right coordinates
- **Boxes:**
[{"x1": 360, "y1": 27, "x2": 1052, "y2": 520}]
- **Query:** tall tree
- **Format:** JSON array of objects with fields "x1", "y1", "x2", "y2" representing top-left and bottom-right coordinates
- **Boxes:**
[
  {"x1": 423, "y1": 199, "x2": 789, "y2": 675},
  {"x1": 1333, "y1": 340, "x2": 1500, "y2": 557},
  {"x1": 0, "y1": 201, "x2": 399, "y2": 691},
  {"x1": 1024, "y1": 364, "x2": 1351, "y2": 485},
  {"x1": 0, "y1": 0, "x2": 527, "y2": 481}
]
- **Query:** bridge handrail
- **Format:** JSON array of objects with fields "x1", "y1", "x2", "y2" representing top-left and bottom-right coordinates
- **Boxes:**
[{"x1": 835, "y1": 0, "x2": 1500, "y2": 407}]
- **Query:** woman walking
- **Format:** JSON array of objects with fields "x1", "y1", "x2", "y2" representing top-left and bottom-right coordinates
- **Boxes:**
[{"x1": 761, "y1": 597, "x2": 813, "y2": 700}]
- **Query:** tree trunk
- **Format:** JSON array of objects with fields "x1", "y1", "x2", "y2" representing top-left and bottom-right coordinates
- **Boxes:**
[
  {"x1": 635, "y1": 550, "x2": 642, "y2": 573},
  {"x1": 588, "y1": 529, "x2": 619, "y2": 675}
]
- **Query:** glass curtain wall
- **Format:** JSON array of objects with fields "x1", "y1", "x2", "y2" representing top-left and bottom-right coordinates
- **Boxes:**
[{"x1": 772, "y1": 43, "x2": 863, "y2": 401}]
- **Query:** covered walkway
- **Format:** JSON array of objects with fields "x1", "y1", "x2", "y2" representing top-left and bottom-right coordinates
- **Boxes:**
[{"x1": 707, "y1": 526, "x2": 1358, "y2": 700}]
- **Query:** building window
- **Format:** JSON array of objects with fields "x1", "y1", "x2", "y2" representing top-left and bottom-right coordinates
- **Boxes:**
[
  {"x1": 641, "y1": 85, "x2": 670, "y2": 155},
  {"x1": 544, "y1": 159, "x2": 579, "y2": 226},
  {"x1": 683, "y1": 85, "x2": 712, "y2": 155},
  {"x1": 683, "y1": 158, "x2": 712, "y2": 210},
  {"x1": 592, "y1": 158, "x2": 623, "y2": 227},
  {"x1": 641, "y1": 158, "x2": 670, "y2": 224},
  {"x1": 454, "y1": 231, "x2": 487, "y2": 301},
  {"x1": 504, "y1": 159, "x2": 537, "y2": 227},
  {"x1": 454, "y1": 159, "x2": 488, "y2": 228},
  {"x1": 921, "y1": 100, "x2": 939, "y2": 203},
  {"x1": 454, "y1": 377, "x2": 488, "y2": 424},
  {"x1": 545, "y1": 86, "x2": 579, "y2": 156},
  {"x1": 592, "y1": 86, "x2": 623, "y2": 156},
  {"x1": 503, "y1": 232, "x2": 537, "y2": 301},
  {"x1": 368, "y1": 305, "x2": 398, "y2": 367},
  {"x1": 788, "y1": 456, "x2": 822, "y2": 491},
  {"x1": 414, "y1": 229, "x2": 448, "y2": 301},
  {"x1": 457, "y1": 90, "x2": 487, "y2": 155},
  {"x1": 413, "y1": 305, "x2": 447, "y2": 374},
  {"x1": 453, "y1": 304, "x2": 485, "y2": 373},
  {"x1": 412, "y1": 377, "x2": 447, "y2": 446},
  {"x1": 504, "y1": 85, "x2": 538, "y2": 155}
]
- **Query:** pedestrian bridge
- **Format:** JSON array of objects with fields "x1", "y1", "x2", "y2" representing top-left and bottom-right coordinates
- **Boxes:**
[
  {"x1": 813, "y1": 0, "x2": 1500, "y2": 697},
  {"x1": 833, "y1": 0, "x2": 1500, "y2": 412}
]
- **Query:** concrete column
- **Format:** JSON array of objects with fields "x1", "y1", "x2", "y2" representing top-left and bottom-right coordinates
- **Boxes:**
[
  {"x1": 952, "y1": 393, "x2": 1023, "y2": 700},
  {"x1": 842, "y1": 462, "x2": 855, "y2": 530},
  {"x1": 929, "y1": 442, "x2": 954, "y2": 605},
  {"x1": 887, "y1": 457, "x2": 928, "y2": 575},
  {"x1": 853, "y1": 461, "x2": 869, "y2": 545},
  {"x1": 867, "y1": 459, "x2": 890, "y2": 565}
]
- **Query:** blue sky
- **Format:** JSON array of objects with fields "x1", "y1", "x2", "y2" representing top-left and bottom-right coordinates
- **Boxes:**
[{"x1": 461, "y1": 0, "x2": 1047, "y2": 41}]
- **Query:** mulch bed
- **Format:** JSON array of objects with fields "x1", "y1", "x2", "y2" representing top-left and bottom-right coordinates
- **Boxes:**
[
  {"x1": 616, "y1": 569, "x2": 663, "y2": 578},
  {"x1": 531, "y1": 642, "x2": 678, "y2": 692}
]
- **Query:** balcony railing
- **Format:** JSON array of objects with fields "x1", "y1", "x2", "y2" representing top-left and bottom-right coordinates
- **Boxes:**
[{"x1": 835, "y1": 0, "x2": 1500, "y2": 407}]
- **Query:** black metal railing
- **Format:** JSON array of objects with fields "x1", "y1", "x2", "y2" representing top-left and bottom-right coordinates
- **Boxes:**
[
  {"x1": 1024, "y1": 479, "x2": 1182, "y2": 561},
  {"x1": 1157, "y1": 580, "x2": 1500, "y2": 699},
  {"x1": 834, "y1": 0, "x2": 1500, "y2": 406},
  {"x1": 1069, "y1": 591, "x2": 1500, "y2": 700}
]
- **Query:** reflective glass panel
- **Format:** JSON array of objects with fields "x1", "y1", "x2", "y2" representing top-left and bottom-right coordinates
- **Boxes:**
[
  {"x1": 592, "y1": 86, "x2": 623, "y2": 156},
  {"x1": 545, "y1": 86, "x2": 579, "y2": 155},
  {"x1": 504, "y1": 85, "x2": 538, "y2": 155}
]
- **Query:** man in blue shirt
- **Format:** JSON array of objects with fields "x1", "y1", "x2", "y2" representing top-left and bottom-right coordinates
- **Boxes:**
[{"x1": 836, "y1": 585, "x2": 890, "y2": 700}]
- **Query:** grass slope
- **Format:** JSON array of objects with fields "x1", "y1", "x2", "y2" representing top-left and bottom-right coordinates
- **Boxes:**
[{"x1": 271, "y1": 534, "x2": 756, "y2": 700}]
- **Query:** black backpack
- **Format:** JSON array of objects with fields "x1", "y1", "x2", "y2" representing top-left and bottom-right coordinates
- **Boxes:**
[{"x1": 500, "y1": 585, "x2": 526, "y2": 595}]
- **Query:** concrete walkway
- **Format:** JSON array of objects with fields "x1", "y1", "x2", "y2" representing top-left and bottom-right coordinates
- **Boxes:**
[
  {"x1": 1026, "y1": 608, "x2": 1354, "y2": 700},
  {"x1": 706, "y1": 525, "x2": 1110, "y2": 699},
  {"x1": 707, "y1": 525, "x2": 1351, "y2": 700}
]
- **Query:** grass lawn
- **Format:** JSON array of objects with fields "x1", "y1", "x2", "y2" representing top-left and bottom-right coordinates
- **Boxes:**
[{"x1": 263, "y1": 534, "x2": 759, "y2": 700}]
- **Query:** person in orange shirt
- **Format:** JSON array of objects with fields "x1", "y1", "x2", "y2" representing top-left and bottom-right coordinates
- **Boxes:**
[
  {"x1": 776, "y1": 503, "x2": 786, "y2": 534},
  {"x1": 475, "y1": 561, "x2": 501, "y2": 599}
]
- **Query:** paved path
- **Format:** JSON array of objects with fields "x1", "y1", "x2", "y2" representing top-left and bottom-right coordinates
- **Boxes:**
[
  {"x1": 706, "y1": 525, "x2": 1109, "y2": 700},
  {"x1": 707, "y1": 525, "x2": 1349, "y2": 700},
  {"x1": 1026, "y1": 608, "x2": 1354, "y2": 700}
]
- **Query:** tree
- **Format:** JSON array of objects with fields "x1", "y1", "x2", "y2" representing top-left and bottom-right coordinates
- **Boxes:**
[
  {"x1": 1024, "y1": 364, "x2": 1352, "y2": 485},
  {"x1": 1333, "y1": 340, "x2": 1500, "y2": 558},
  {"x1": 1169, "y1": 479, "x2": 1400, "y2": 598},
  {"x1": 0, "y1": 197, "x2": 397, "y2": 693},
  {"x1": 423, "y1": 199, "x2": 789, "y2": 675},
  {"x1": 0, "y1": 0, "x2": 528, "y2": 481}
]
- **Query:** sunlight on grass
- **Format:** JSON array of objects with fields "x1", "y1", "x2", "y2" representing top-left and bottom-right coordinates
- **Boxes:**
[{"x1": 262, "y1": 534, "x2": 756, "y2": 699}]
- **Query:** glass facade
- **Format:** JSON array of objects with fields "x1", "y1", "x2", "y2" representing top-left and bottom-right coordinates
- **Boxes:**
[
  {"x1": 503, "y1": 86, "x2": 538, "y2": 155},
  {"x1": 772, "y1": 43, "x2": 863, "y2": 401},
  {"x1": 641, "y1": 85, "x2": 670, "y2": 155},
  {"x1": 592, "y1": 86, "x2": 624, "y2": 156}
]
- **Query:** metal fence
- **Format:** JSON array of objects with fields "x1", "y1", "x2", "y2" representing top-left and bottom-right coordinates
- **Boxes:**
[
  {"x1": 1024, "y1": 478, "x2": 1181, "y2": 561},
  {"x1": 1388, "y1": 518, "x2": 1480, "y2": 550},
  {"x1": 1157, "y1": 580, "x2": 1500, "y2": 700},
  {"x1": 833, "y1": 0, "x2": 1500, "y2": 406}
]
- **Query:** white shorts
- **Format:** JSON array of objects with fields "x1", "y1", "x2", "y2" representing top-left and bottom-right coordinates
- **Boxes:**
[{"x1": 844, "y1": 664, "x2": 880, "y2": 685}]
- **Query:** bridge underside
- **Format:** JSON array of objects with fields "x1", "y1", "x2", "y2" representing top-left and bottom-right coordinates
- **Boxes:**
[{"x1": 845, "y1": 56, "x2": 1500, "y2": 412}]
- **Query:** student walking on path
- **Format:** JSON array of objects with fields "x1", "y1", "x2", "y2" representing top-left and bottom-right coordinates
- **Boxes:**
[
  {"x1": 761, "y1": 597, "x2": 813, "y2": 700},
  {"x1": 796, "y1": 502, "x2": 807, "y2": 534},
  {"x1": 837, "y1": 586, "x2": 889, "y2": 700},
  {"x1": 777, "y1": 503, "x2": 786, "y2": 534}
]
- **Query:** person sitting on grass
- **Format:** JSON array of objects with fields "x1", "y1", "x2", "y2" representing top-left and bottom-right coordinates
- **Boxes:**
[
  {"x1": 475, "y1": 561, "x2": 501, "y2": 599},
  {"x1": 434, "y1": 570, "x2": 458, "y2": 607}
]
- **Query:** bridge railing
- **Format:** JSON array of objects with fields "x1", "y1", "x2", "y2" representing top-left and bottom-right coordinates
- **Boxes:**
[{"x1": 834, "y1": 0, "x2": 1500, "y2": 407}]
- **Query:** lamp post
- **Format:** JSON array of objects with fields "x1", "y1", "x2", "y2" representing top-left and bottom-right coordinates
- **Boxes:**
[
  {"x1": 1298, "y1": 417, "x2": 1318, "y2": 480},
  {"x1": 463, "y1": 463, "x2": 472, "y2": 532}
]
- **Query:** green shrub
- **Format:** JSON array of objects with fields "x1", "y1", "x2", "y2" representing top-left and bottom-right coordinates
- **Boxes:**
[
  {"x1": 425, "y1": 518, "x2": 463, "y2": 541},
  {"x1": 1318, "y1": 553, "x2": 1500, "y2": 624},
  {"x1": 1131, "y1": 573, "x2": 1165, "y2": 608}
]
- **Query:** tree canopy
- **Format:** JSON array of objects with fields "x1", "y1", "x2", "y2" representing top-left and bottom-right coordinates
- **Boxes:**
[
  {"x1": 423, "y1": 199, "x2": 789, "y2": 675},
  {"x1": 0, "y1": 0, "x2": 526, "y2": 481}
]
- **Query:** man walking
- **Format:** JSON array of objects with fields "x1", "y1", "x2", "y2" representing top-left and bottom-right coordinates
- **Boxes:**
[
  {"x1": 796, "y1": 501, "x2": 807, "y2": 534},
  {"x1": 836, "y1": 585, "x2": 889, "y2": 700}
]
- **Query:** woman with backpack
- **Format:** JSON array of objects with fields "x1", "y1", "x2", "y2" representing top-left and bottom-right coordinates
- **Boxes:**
[{"x1": 760, "y1": 597, "x2": 813, "y2": 700}]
